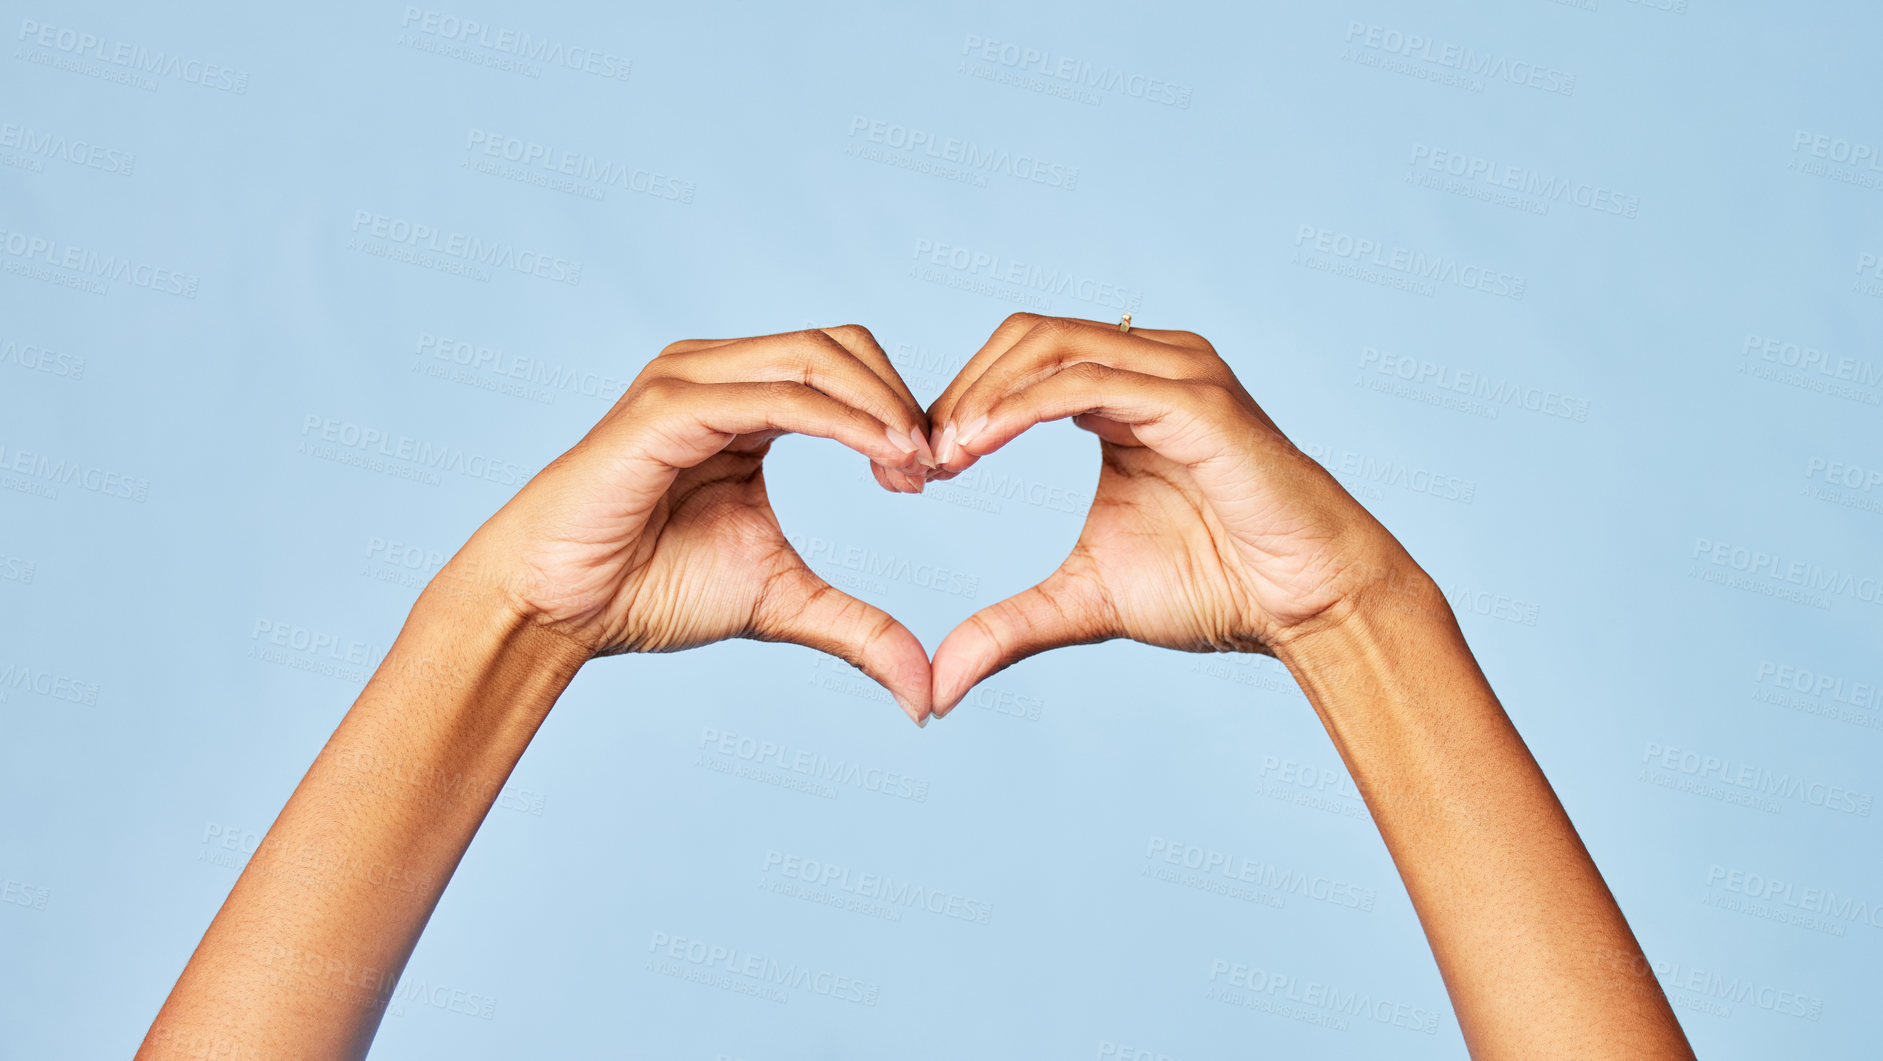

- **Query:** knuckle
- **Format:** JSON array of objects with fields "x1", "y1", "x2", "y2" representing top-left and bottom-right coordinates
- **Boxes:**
[
  {"x1": 797, "y1": 329, "x2": 851, "y2": 362},
  {"x1": 1031, "y1": 316, "x2": 1083, "y2": 341},
  {"x1": 658, "y1": 338, "x2": 702, "y2": 357},
  {"x1": 754, "y1": 378, "x2": 806, "y2": 404},
  {"x1": 1189, "y1": 379, "x2": 1241, "y2": 416},
  {"x1": 824, "y1": 323, "x2": 875, "y2": 346},
  {"x1": 635, "y1": 374, "x2": 690, "y2": 404},
  {"x1": 1067, "y1": 359, "x2": 1117, "y2": 384},
  {"x1": 1002, "y1": 311, "x2": 1044, "y2": 330}
]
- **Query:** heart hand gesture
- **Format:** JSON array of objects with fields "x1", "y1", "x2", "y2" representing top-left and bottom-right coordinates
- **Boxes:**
[
  {"x1": 922, "y1": 313, "x2": 1422, "y2": 717},
  {"x1": 460, "y1": 326, "x2": 942, "y2": 724}
]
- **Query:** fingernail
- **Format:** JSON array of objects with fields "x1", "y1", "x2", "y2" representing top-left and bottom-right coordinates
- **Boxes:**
[
  {"x1": 885, "y1": 424, "x2": 918, "y2": 455},
  {"x1": 935, "y1": 421, "x2": 959, "y2": 465},
  {"x1": 916, "y1": 714, "x2": 929, "y2": 728},
  {"x1": 908, "y1": 426, "x2": 939, "y2": 469},
  {"x1": 955, "y1": 413, "x2": 989, "y2": 448}
]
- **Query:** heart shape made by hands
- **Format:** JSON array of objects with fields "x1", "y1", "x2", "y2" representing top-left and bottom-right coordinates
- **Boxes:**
[
  {"x1": 495, "y1": 314, "x2": 1395, "y2": 731},
  {"x1": 753, "y1": 315, "x2": 1380, "y2": 727}
]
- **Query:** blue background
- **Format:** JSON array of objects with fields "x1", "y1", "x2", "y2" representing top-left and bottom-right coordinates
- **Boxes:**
[{"x1": 3, "y1": 0, "x2": 1880, "y2": 1057}]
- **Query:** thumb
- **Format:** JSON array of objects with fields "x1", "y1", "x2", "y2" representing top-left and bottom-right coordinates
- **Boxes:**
[
  {"x1": 750, "y1": 563, "x2": 934, "y2": 727},
  {"x1": 930, "y1": 566, "x2": 1117, "y2": 719}
]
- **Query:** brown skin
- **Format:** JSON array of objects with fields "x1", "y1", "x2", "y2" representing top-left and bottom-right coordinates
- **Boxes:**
[
  {"x1": 138, "y1": 317, "x2": 1694, "y2": 1060},
  {"x1": 474, "y1": 325, "x2": 941, "y2": 723},
  {"x1": 921, "y1": 313, "x2": 1388, "y2": 710},
  {"x1": 923, "y1": 313, "x2": 1697, "y2": 1059}
]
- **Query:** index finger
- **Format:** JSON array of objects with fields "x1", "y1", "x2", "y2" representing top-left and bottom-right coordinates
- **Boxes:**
[{"x1": 929, "y1": 312, "x2": 1202, "y2": 436}]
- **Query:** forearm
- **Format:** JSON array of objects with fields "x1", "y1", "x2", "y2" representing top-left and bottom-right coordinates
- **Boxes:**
[
  {"x1": 138, "y1": 552, "x2": 590, "y2": 1061},
  {"x1": 1274, "y1": 568, "x2": 1692, "y2": 1060}
]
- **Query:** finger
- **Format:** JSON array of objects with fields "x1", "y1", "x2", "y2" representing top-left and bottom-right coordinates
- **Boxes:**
[
  {"x1": 932, "y1": 319, "x2": 1211, "y2": 473},
  {"x1": 818, "y1": 324, "x2": 926, "y2": 417},
  {"x1": 929, "y1": 314, "x2": 1206, "y2": 431},
  {"x1": 926, "y1": 312, "x2": 1044, "y2": 431},
  {"x1": 871, "y1": 460, "x2": 925, "y2": 494},
  {"x1": 953, "y1": 362, "x2": 1245, "y2": 470},
  {"x1": 1071, "y1": 412, "x2": 1146, "y2": 447},
  {"x1": 818, "y1": 324, "x2": 939, "y2": 490},
  {"x1": 929, "y1": 565, "x2": 1117, "y2": 718},
  {"x1": 626, "y1": 378, "x2": 923, "y2": 473},
  {"x1": 656, "y1": 337, "x2": 740, "y2": 357},
  {"x1": 751, "y1": 563, "x2": 934, "y2": 726},
  {"x1": 652, "y1": 332, "x2": 935, "y2": 473}
]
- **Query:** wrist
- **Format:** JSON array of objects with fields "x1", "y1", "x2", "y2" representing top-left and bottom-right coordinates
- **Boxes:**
[
  {"x1": 420, "y1": 540, "x2": 597, "y2": 675},
  {"x1": 1269, "y1": 551, "x2": 1457, "y2": 683}
]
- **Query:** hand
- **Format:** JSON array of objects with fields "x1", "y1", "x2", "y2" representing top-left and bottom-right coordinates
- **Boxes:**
[
  {"x1": 921, "y1": 313, "x2": 1424, "y2": 716},
  {"x1": 456, "y1": 326, "x2": 942, "y2": 725}
]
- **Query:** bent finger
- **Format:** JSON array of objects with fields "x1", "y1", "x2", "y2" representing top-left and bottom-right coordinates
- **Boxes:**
[
  {"x1": 929, "y1": 565, "x2": 1117, "y2": 718},
  {"x1": 953, "y1": 363, "x2": 1247, "y2": 470},
  {"x1": 751, "y1": 563, "x2": 934, "y2": 726}
]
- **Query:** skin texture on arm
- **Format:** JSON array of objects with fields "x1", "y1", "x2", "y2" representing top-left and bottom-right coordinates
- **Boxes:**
[
  {"x1": 136, "y1": 327, "x2": 937, "y2": 1060},
  {"x1": 922, "y1": 313, "x2": 1695, "y2": 1060}
]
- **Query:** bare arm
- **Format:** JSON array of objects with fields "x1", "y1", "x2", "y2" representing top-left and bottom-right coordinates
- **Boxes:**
[
  {"x1": 1277, "y1": 578, "x2": 1690, "y2": 1057},
  {"x1": 921, "y1": 312, "x2": 1694, "y2": 1059},
  {"x1": 138, "y1": 327, "x2": 937, "y2": 1059},
  {"x1": 138, "y1": 564, "x2": 586, "y2": 1059}
]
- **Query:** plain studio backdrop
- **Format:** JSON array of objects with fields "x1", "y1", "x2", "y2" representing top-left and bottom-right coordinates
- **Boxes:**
[{"x1": 2, "y1": 0, "x2": 1878, "y2": 1057}]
